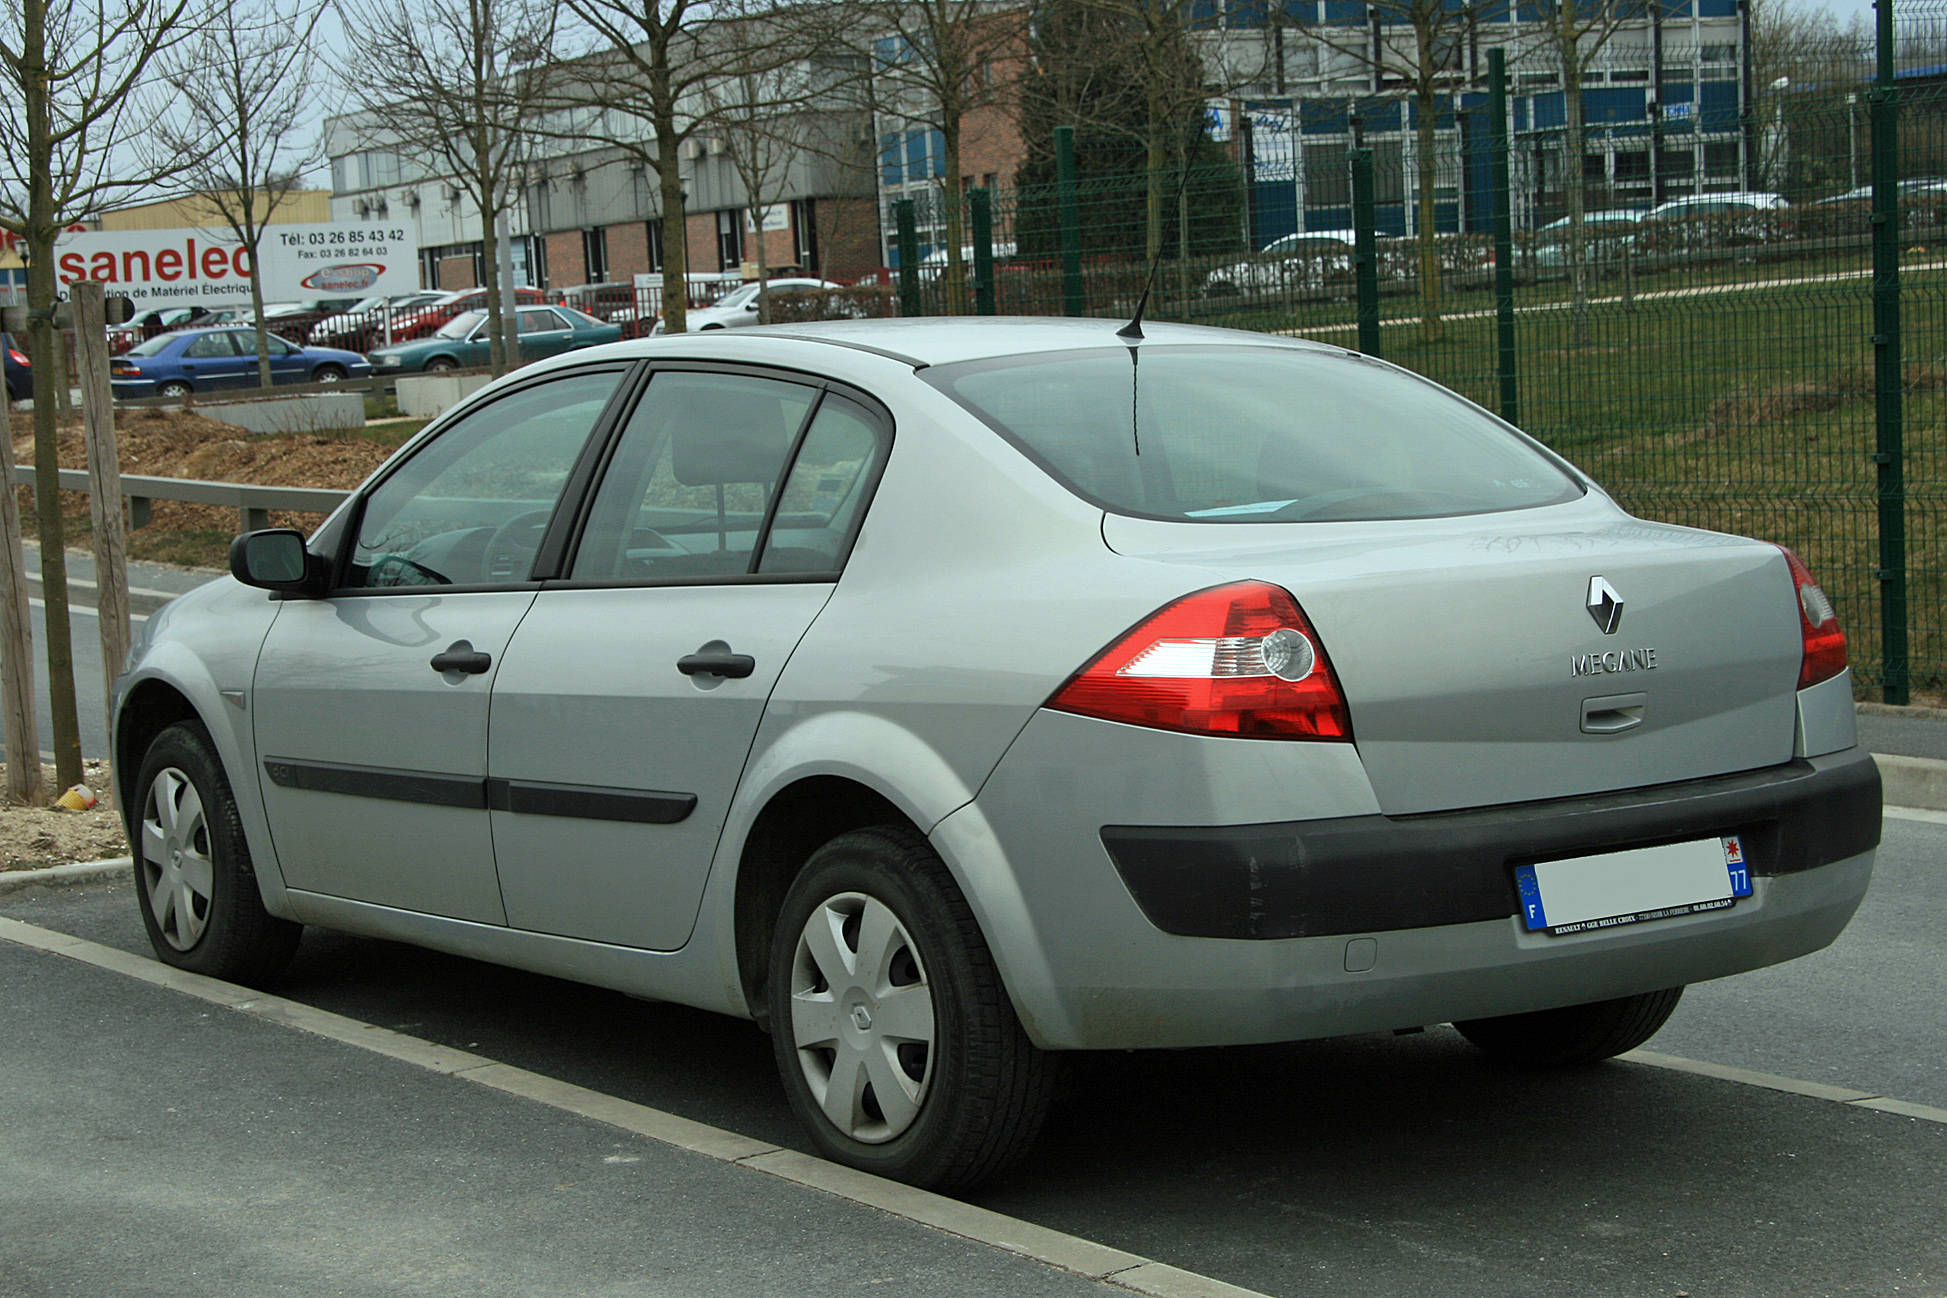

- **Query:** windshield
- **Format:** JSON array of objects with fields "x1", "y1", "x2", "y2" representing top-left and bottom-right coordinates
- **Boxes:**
[
  {"x1": 927, "y1": 346, "x2": 1583, "y2": 523},
  {"x1": 435, "y1": 310, "x2": 486, "y2": 340},
  {"x1": 715, "y1": 284, "x2": 759, "y2": 309},
  {"x1": 126, "y1": 334, "x2": 180, "y2": 357}
]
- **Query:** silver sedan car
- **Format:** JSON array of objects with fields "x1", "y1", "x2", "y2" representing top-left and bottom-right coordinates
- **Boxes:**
[{"x1": 114, "y1": 318, "x2": 1879, "y2": 1191}]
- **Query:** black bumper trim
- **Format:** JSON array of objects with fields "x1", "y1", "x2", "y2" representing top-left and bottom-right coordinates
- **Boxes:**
[{"x1": 1100, "y1": 748, "x2": 1882, "y2": 941}]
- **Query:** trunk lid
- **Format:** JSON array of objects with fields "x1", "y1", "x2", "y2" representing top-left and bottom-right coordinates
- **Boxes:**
[{"x1": 1103, "y1": 498, "x2": 1804, "y2": 815}]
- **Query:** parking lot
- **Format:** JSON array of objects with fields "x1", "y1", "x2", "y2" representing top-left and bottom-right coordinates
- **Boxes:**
[{"x1": 3, "y1": 810, "x2": 1942, "y2": 1298}]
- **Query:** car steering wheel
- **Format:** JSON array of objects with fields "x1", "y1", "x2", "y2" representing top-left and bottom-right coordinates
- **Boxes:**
[{"x1": 483, "y1": 509, "x2": 553, "y2": 582}]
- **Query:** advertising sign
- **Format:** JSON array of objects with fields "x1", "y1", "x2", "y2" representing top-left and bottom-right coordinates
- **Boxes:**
[{"x1": 50, "y1": 222, "x2": 419, "y2": 305}]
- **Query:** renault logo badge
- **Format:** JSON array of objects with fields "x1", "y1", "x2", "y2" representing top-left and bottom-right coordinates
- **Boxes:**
[{"x1": 1586, "y1": 576, "x2": 1624, "y2": 635}]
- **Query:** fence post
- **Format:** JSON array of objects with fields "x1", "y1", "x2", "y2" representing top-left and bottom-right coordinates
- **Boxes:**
[
  {"x1": 970, "y1": 187, "x2": 997, "y2": 316},
  {"x1": 71, "y1": 281, "x2": 132, "y2": 768},
  {"x1": 1871, "y1": 0, "x2": 1908, "y2": 704},
  {"x1": 1349, "y1": 118, "x2": 1380, "y2": 358},
  {"x1": 0, "y1": 348, "x2": 40, "y2": 805},
  {"x1": 1489, "y1": 48, "x2": 1519, "y2": 428},
  {"x1": 1056, "y1": 126, "x2": 1085, "y2": 317},
  {"x1": 895, "y1": 199, "x2": 921, "y2": 318}
]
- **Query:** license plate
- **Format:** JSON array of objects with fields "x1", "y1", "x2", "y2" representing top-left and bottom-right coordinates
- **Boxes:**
[{"x1": 1514, "y1": 835, "x2": 1751, "y2": 936}]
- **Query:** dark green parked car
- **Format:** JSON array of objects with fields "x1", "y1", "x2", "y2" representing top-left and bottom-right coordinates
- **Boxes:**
[{"x1": 367, "y1": 306, "x2": 621, "y2": 373}]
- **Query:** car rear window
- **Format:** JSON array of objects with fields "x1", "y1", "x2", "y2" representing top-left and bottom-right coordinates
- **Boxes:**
[{"x1": 925, "y1": 345, "x2": 1583, "y2": 523}]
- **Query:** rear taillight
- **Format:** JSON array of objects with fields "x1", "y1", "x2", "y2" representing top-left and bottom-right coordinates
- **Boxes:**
[
  {"x1": 1777, "y1": 546, "x2": 1847, "y2": 689},
  {"x1": 1048, "y1": 581, "x2": 1352, "y2": 740},
  {"x1": 5, "y1": 345, "x2": 26, "y2": 367}
]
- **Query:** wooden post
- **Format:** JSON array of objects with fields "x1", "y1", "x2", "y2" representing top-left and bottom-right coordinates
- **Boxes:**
[
  {"x1": 0, "y1": 357, "x2": 42, "y2": 804},
  {"x1": 71, "y1": 282, "x2": 131, "y2": 774}
]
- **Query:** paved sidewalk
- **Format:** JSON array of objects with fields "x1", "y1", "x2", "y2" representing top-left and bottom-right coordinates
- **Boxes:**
[{"x1": 0, "y1": 925, "x2": 1228, "y2": 1298}]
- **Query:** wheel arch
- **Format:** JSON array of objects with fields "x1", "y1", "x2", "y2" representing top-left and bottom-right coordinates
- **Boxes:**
[
  {"x1": 732, "y1": 774, "x2": 914, "y2": 1025},
  {"x1": 114, "y1": 678, "x2": 201, "y2": 816}
]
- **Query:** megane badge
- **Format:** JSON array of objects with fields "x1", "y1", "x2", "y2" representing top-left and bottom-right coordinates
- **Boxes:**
[{"x1": 1586, "y1": 576, "x2": 1624, "y2": 635}]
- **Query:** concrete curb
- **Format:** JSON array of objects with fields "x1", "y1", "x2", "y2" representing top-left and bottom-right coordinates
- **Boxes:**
[
  {"x1": 0, "y1": 856, "x2": 132, "y2": 894},
  {"x1": 1872, "y1": 754, "x2": 1947, "y2": 813}
]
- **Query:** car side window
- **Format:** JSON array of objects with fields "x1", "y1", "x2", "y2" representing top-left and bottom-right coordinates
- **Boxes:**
[
  {"x1": 183, "y1": 332, "x2": 236, "y2": 359},
  {"x1": 570, "y1": 371, "x2": 816, "y2": 581},
  {"x1": 265, "y1": 334, "x2": 296, "y2": 355},
  {"x1": 519, "y1": 309, "x2": 557, "y2": 334},
  {"x1": 344, "y1": 370, "x2": 622, "y2": 590},
  {"x1": 758, "y1": 395, "x2": 885, "y2": 574}
]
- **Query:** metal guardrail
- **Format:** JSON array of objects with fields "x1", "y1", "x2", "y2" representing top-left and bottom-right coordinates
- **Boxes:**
[{"x1": 41, "y1": 467, "x2": 349, "y2": 533}]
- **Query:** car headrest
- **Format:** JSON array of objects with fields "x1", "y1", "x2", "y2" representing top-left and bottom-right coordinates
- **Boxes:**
[{"x1": 670, "y1": 389, "x2": 793, "y2": 487}]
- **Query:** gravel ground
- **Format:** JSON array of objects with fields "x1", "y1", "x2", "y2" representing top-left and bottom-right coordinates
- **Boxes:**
[{"x1": 0, "y1": 761, "x2": 128, "y2": 870}]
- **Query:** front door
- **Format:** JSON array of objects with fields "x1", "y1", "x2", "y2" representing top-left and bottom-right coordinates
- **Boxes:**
[
  {"x1": 252, "y1": 366, "x2": 629, "y2": 922},
  {"x1": 487, "y1": 371, "x2": 890, "y2": 949}
]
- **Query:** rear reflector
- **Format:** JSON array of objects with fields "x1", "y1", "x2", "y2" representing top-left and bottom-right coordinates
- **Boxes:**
[
  {"x1": 1048, "y1": 582, "x2": 1352, "y2": 739},
  {"x1": 1777, "y1": 546, "x2": 1847, "y2": 690}
]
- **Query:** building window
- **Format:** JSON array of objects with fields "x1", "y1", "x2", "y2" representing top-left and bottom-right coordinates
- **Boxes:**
[
  {"x1": 717, "y1": 209, "x2": 744, "y2": 270},
  {"x1": 1704, "y1": 142, "x2": 1741, "y2": 176},
  {"x1": 1614, "y1": 150, "x2": 1651, "y2": 182},
  {"x1": 646, "y1": 219, "x2": 665, "y2": 273},
  {"x1": 582, "y1": 226, "x2": 608, "y2": 283},
  {"x1": 790, "y1": 199, "x2": 819, "y2": 275}
]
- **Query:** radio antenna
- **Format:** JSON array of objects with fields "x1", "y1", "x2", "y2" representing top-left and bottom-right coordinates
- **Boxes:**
[{"x1": 1119, "y1": 117, "x2": 1208, "y2": 342}]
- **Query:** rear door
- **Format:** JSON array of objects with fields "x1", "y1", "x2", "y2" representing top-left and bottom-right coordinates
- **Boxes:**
[
  {"x1": 485, "y1": 369, "x2": 889, "y2": 949},
  {"x1": 517, "y1": 308, "x2": 577, "y2": 361},
  {"x1": 178, "y1": 330, "x2": 251, "y2": 390}
]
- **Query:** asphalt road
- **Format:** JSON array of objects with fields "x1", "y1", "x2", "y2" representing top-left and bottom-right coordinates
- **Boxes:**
[{"x1": 3, "y1": 816, "x2": 1942, "y2": 1298}]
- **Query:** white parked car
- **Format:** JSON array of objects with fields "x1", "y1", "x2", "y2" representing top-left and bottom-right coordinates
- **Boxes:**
[
  {"x1": 652, "y1": 278, "x2": 845, "y2": 333},
  {"x1": 1205, "y1": 230, "x2": 1357, "y2": 297}
]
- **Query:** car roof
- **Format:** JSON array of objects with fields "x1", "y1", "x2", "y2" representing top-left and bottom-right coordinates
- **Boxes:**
[{"x1": 585, "y1": 316, "x2": 1353, "y2": 369}]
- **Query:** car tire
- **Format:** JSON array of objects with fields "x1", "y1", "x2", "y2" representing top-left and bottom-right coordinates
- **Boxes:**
[
  {"x1": 768, "y1": 825, "x2": 1056, "y2": 1193},
  {"x1": 132, "y1": 721, "x2": 301, "y2": 987},
  {"x1": 312, "y1": 364, "x2": 347, "y2": 382},
  {"x1": 1453, "y1": 987, "x2": 1683, "y2": 1068},
  {"x1": 156, "y1": 380, "x2": 192, "y2": 399},
  {"x1": 426, "y1": 356, "x2": 458, "y2": 372}
]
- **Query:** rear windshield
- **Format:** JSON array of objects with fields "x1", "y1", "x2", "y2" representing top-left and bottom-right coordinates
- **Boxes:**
[{"x1": 926, "y1": 345, "x2": 1582, "y2": 523}]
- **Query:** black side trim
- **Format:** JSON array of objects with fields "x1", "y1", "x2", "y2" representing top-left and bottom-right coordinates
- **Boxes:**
[
  {"x1": 262, "y1": 758, "x2": 485, "y2": 809},
  {"x1": 1100, "y1": 748, "x2": 1882, "y2": 941},
  {"x1": 263, "y1": 759, "x2": 695, "y2": 825},
  {"x1": 484, "y1": 778, "x2": 696, "y2": 825}
]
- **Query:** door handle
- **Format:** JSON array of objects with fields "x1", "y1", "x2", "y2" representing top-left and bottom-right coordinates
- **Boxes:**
[
  {"x1": 430, "y1": 640, "x2": 492, "y2": 675},
  {"x1": 677, "y1": 650, "x2": 755, "y2": 679}
]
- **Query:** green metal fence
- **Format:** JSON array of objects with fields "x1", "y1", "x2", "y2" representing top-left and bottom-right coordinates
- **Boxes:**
[{"x1": 889, "y1": 2, "x2": 1947, "y2": 704}]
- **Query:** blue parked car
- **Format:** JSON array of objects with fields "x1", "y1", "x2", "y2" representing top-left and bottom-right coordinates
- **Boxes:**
[
  {"x1": 2, "y1": 332, "x2": 29, "y2": 402},
  {"x1": 110, "y1": 327, "x2": 371, "y2": 399}
]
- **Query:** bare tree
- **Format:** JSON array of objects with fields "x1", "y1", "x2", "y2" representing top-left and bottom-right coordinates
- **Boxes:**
[
  {"x1": 1527, "y1": 0, "x2": 1640, "y2": 345},
  {"x1": 161, "y1": 0, "x2": 328, "y2": 387},
  {"x1": 859, "y1": 0, "x2": 1027, "y2": 310},
  {"x1": 554, "y1": 0, "x2": 815, "y2": 333},
  {"x1": 338, "y1": 0, "x2": 558, "y2": 375},
  {"x1": 704, "y1": 23, "x2": 864, "y2": 321},
  {"x1": 1307, "y1": 0, "x2": 1491, "y2": 344},
  {"x1": 0, "y1": 0, "x2": 210, "y2": 793}
]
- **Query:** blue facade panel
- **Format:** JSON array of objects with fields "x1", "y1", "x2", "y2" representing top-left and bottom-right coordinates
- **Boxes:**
[
  {"x1": 1700, "y1": 81, "x2": 1740, "y2": 132},
  {"x1": 1695, "y1": 0, "x2": 1736, "y2": 14},
  {"x1": 1533, "y1": 91, "x2": 1565, "y2": 130},
  {"x1": 1584, "y1": 87, "x2": 1648, "y2": 125},
  {"x1": 1254, "y1": 180, "x2": 1299, "y2": 245}
]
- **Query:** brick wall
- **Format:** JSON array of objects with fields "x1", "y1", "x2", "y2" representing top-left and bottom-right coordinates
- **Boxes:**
[
  {"x1": 606, "y1": 222, "x2": 652, "y2": 281},
  {"x1": 685, "y1": 211, "x2": 721, "y2": 273},
  {"x1": 818, "y1": 198, "x2": 884, "y2": 281},
  {"x1": 436, "y1": 255, "x2": 477, "y2": 290},
  {"x1": 542, "y1": 230, "x2": 585, "y2": 288}
]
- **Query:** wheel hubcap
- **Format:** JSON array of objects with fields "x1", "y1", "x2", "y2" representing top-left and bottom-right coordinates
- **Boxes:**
[
  {"x1": 140, "y1": 767, "x2": 214, "y2": 951},
  {"x1": 789, "y1": 892, "x2": 935, "y2": 1144}
]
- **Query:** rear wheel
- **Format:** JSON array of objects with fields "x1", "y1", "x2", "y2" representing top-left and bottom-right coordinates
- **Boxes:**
[
  {"x1": 156, "y1": 380, "x2": 192, "y2": 399},
  {"x1": 769, "y1": 825, "x2": 1055, "y2": 1192},
  {"x1": 133, "y1": 722, "x2": 300, "y2": 986},
  {"x1": 426, "y1": 356, "x2": 458, "y2": 372},
  {"x1": 1454, "y1": 987, "x2": 1683, "y2": 1068}
]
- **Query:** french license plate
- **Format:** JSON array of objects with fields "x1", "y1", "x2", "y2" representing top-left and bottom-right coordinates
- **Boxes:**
[{"x1": 1514, "y1": 835, "x2": 1751, "y2": 936}]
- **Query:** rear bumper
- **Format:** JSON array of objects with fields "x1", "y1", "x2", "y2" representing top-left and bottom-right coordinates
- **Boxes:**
[
  {"x1": 949, "y1": 713, "x2": 1879, "y2": 1051},
  {"x1": 1102, "y1": 747, "x2": 1880, "y2": 940}
]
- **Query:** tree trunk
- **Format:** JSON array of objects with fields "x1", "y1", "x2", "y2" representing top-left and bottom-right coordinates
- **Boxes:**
[
  {"x1": 249, "y1": 236, "x2": 273, "y2": 387},
  {"x1": 0, "y1": 369, "x2": 43, "y2": 805},
  {"x1": 22, "y1": 0, "x2": 84, "y2": 791},
  {"x1": 657, "y1": 120, "x2": 690, "y2": 334},
  {"x1": 480, "y1": 178, "x2": 507, "y2": 375},
  {"x1": 754, "y1": 203, "x2": 772, "y2": 323},
  {"x1": 1563, "y1": 19, "x2": 1591, "y2": 348},
  {"x1": 1415, "y1": 83, "x2": 1446, "y2": 344}
]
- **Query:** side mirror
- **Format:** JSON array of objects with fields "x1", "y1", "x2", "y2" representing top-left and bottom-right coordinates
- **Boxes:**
[{"x1": 230, "y1": 529, "x2": 322, "y2": 595}]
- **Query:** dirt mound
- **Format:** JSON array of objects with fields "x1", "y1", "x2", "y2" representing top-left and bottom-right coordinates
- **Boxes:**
[{"x1": 9, "y1": 408, "x2": 398, "y2": 556}]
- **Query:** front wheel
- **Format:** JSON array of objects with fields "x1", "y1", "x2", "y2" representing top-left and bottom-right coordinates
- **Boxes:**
[
  {"x1": 769, "y1": 826, "x2": 1055, "y2": 1192},
  {"x1": 312, "y1": 364, "x2": 347, "y2": 382},
  {"x1": 132, "y1": 721, "x2": 301, "y2": 986},
  {"x1": 1454, "y1": 987, "x2": 1683, "y2": 1068}
]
